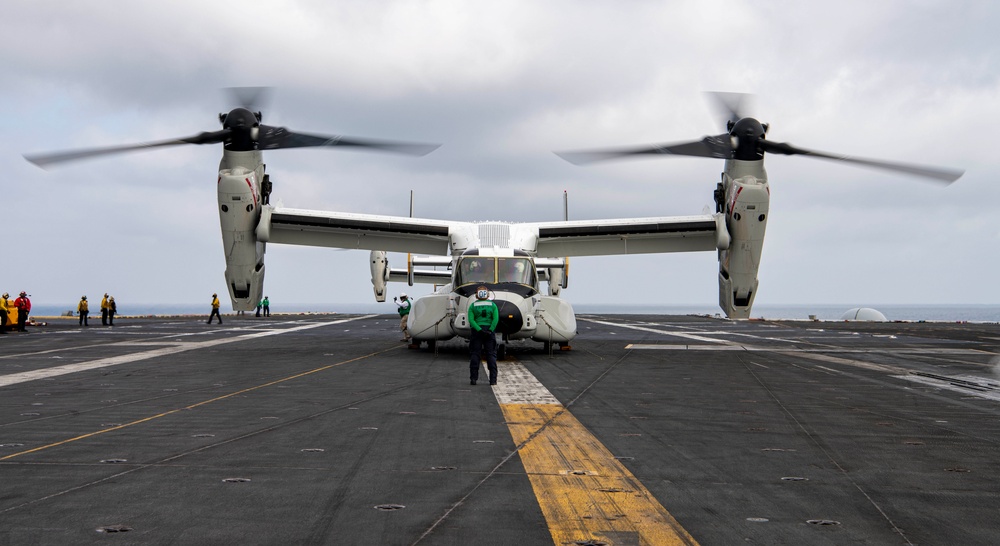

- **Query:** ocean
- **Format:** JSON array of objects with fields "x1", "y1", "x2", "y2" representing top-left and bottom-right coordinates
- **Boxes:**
[
  {"x1": 574, "y1": 304, "x2": 1000, "y2": 322},
  {"x1": 26, "y1": 302, "x2": 1000, "y2": 323}
]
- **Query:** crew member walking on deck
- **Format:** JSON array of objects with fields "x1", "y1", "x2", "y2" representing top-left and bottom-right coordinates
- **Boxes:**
[
  {"x1": 262, "y1": 296, "x2": 270, "y2": 317},
  {"x1": 108, "y1": 296, "x2": 117, "y2": 325},
  {"x1": 468, "y1": 286, "x2": 499, "y2": 385},
  {"x1": 207, "y1": 293, "x2": 222, "y2": 324},
  {"x1": 394, "y1": 293, "x2": 411, "y2": 342},
  {"x1": 78, "y1": 296, "x2": 89, "y2": 326},
  {"x1": 14, "y1": 292, "x2": 31, "y2": 332},
  {"x1": 100, "y1": 293, "x2": 109, "y2": 326}
]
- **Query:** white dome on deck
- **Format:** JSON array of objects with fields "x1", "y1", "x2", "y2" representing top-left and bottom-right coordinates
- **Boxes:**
[{"x1": 840, "y1": 307, "x2": 887, "y2": 322}]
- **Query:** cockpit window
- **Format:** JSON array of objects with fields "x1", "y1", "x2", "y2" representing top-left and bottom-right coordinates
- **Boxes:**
[
  {"x1": 455, "y1": 256, "x2": 536, "y2": 288},
  {"x1": 498, "y1": 257, "x2": 532, "y2": 285},
  {"x1": 458, "y1": 257, "x2": 495, "y2": 284}
]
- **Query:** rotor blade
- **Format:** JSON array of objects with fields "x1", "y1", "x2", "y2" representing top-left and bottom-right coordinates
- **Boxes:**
[
  {"x1": 225, "y1": 86, "x2": 272, "y2": 112},
  {"x1": 257, "y1": 126, "x2": 440, "y2": 156},
  {"x1": 555, "y1": 133, "x2": 735, "y2": 165},
  {"x1": 759, "y1": 140, "x2": 964, "y2": 184},
  {"x1": 24, "y1": 130, "x2": 231, "y2": 168},
  {"x1": 707, "y1": 92, "x2": 752, "y2": 126}
]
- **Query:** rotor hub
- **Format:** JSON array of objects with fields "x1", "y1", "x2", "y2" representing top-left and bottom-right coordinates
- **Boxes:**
[
  {"x1": 729, "y1": 117, "x2": 766, "y2": 161},
  {"x1": 220, "y1": 107, "x2": 262, "y2": 151}
]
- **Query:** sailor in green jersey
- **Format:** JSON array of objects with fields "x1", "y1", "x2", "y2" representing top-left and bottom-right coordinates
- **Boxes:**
[
  {"x1": 395, "y1": 293, "x2": 412, "y2": 342},
  {"x1": 468, "y1": 285, "x2": 499, "y2": 385}
]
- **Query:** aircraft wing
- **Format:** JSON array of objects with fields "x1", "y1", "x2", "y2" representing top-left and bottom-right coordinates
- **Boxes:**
[
  {"x1": 257, "y1": 205, "x2": 458, "y2": 255},
  {"x1": 529, "y1": 213, "x2": 728, "y2": 258}
]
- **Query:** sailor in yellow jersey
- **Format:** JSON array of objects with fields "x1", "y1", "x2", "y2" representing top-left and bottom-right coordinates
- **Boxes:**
[
  {"x1": 0, "y1": 293, "x2": 9, "y2": 334},
  {"x1": 207, "y1": 293, "x2": 222, "y2": 324},
  {"x1": 77, "y1": 296, "x2": 89, "y2": 326}
]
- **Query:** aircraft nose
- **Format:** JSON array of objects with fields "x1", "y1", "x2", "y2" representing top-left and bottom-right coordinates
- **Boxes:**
[{"x1": 495, "y1": 300, "x2": 523, "y2": 336}]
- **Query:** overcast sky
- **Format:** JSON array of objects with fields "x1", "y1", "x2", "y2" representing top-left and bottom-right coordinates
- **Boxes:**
[{"x1": 2, "y1": 1, "x2": 995, "y2": 311}]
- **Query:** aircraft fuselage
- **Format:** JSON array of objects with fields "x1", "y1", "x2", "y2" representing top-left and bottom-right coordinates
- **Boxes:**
[{"x1": 404, "y1": 250, "x2": 577, "y2": 348}]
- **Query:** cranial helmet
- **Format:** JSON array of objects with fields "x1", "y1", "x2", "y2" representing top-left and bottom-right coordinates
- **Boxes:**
[{"x1": 476, "y1": 286, "x2": 489, "y2": 300}]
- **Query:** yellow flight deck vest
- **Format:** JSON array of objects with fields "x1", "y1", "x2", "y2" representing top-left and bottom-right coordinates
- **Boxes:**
[{"x1": 78, "y1": 299, "x2": 89, "y2": 313}]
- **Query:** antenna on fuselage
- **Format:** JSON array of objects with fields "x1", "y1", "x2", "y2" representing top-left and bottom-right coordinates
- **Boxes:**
[
  {"x1": 563, "y1": 190, "x2": 569, "y2": 221},
  {"x1": 407, "y1": 189, "x2": 415, "y2": 287}
]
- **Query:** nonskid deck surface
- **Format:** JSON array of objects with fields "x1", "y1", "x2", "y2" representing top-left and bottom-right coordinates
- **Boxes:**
[{"x1": 1, "y1": 314, "x2": 999, "y2": 545}]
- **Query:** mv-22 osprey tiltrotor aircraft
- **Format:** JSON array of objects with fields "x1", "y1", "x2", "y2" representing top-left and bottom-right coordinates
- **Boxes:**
[{"x1": 26, "y1": 91, "x2": 963, "y2": 356}]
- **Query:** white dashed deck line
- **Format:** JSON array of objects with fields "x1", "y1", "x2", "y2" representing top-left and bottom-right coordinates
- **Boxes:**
[{"x1": 492, "y1": 361, "x2": 561, "y2": 406}]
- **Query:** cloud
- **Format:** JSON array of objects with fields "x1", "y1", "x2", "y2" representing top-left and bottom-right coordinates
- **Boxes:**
[{"x1": 2, "y1": 0, "x2": 994, "y2": 309}]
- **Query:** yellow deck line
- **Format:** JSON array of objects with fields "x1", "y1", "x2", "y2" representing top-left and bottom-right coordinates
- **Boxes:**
[{"x1": 494, "y1": 362, "x2": 698, "y2": 545}]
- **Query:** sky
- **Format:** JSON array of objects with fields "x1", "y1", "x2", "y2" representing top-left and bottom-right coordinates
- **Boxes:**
[{"x1": 2, "y1": 0, "x2": 996, "y2": 311}]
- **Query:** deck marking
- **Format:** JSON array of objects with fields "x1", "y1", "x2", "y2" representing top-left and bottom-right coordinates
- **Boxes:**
[
  {"x1": 625, "y1": 343, "x2": 987, "y2": 355},
  {"x1": 0, "y1": 322, "x2": 307, "y2": 360},
  {"x1": 616, "y1": 324, "x2": 1000, "y2": 402},
  {"x1": 0, "y1": 317, "x2": 372, "y2": 388},
  {"x1": 625, "y1": 343, "x2": 748, "y2": 351},
  {"x1": 494, "y1": 360, "x2": 699, "y2": 545},
  {"x1": 897, "y1": 374, "x2": 1000, "y2": 402},
  {"x1": 589, "y1": 318, "x2": 994, "y2": 358},
  {"x1": 581, "y1": 318, "x2": 734, "y2": 345},
  {"x1": 0, "y1": 330, "x2": 396, "y2": 462}
]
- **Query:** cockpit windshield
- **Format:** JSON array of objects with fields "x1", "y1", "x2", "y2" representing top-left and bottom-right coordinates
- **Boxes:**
[
  {"x1": 498, "y1": 257, "x2": 532, "y2": 284},
  {"x1": 455, "y1": 256, "x2": 536, "y2": 288},
  {"x1": 458, "y1": 257, "x2": 495, "y2": 284}
]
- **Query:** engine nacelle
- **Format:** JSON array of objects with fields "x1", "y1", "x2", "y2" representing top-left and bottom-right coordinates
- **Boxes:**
[
  {"x1": 547, "y1": 268, "x2": 564, "y2": 296},
  {"x1": 536, "y1": 257, "x2": 569, "y2": 296},
  {"x1": 719, "y1": 168, "x2": 769, "y2": 319},
  {"x1": 218, "y1": 167, "x2": 265, "y2": 311},
  {"x1": 370, "y1": 251, "x2": 389, "y2": 302},
  {"x1": 533, "y1": 295, "x2": 576, "y2": 344},
  {"x1": 408, "y1": 291, "x2": 457, "y2": 342}
]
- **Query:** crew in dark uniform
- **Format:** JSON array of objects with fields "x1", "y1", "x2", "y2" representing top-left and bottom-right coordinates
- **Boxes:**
[{"x1": 468, "y1": 285, "x2": 499, "y2": 385}]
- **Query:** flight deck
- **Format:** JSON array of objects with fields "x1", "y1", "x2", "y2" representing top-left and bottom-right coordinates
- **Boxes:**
[{"x1": 2, "y1": 314, "x2": 999, "y2": 545}]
